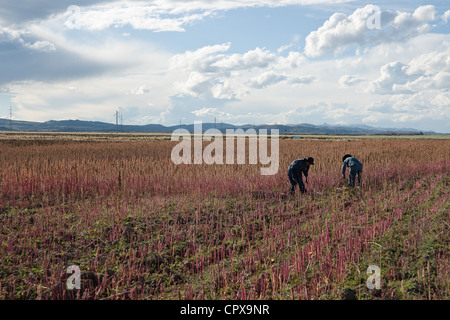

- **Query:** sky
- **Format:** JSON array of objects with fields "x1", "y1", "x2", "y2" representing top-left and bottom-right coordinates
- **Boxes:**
[{"x1": 0, "y1": 0, "x2": 449, "y2": 132}]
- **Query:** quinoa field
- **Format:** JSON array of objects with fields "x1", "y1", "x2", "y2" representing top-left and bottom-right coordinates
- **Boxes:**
[{"x1": 0, "y1": 134, "x2": 449, "y2": 300}]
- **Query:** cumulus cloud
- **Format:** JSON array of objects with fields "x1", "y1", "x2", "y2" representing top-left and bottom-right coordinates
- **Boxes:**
[
  {"x1": 276, "y1": 51, "x2": 307, "y2": 69},
  {"x1": 338, "y1": 74, "x2": 365, "y2": 87},
  {"x1": 191, "y1": 107, "x2": 232, "y2": 118},
  {"x1": 129, "y1": 84, "x2": 150, "y2": 95},
  {"x1": 287, "y1": 75, "x2": 316, "y2": 86},
  {"x1": 170, "y1": 43, "x2": 232, "y2": 72},
  {"x1": 431, "y1": 91, "x2": 450, "y2": 107},
  {"x1": 173, "y1": 72, "x2": 214, "y2": 97},
  {"x1": 211, "y1": 79, "x2": 248, "y2": 100},
  {"x1": 170, "y1": 44, "x2": 279, "y2": 74},
  {"x1": 367, "y1": 61, "x2": 412, "y2": 94},
  {"x1": 247, "y1": 71, "x2": 315, "y2": 90},
  {"x1": 443, "y1": 10, "x2": 450, "y2": 23},
  {"x1": 304, "y1": 4, "x2": 437, "y2": 57},
  {"x1": 171, "y1": 43, "x2": 312, "y2": 99},
  {"x1": 215, "y1": 48, "x2": 277, "y2": 70},
  {"x1": 0, "y1": 26, "x2": 24, "y2": 41},
  {"x1": 24, "y1": 40, "x2": 56, "y2": 52},
  {"x1": 412, "y1": 5, "x2": 436, "y2": 21},
  {"x1": 0, "y1": 25, "x2": 56, "y2": 52},
  {"x1": 249, "y1": 71, "x2": 287, "y2": 89},
  {"x1": 369, "y1": 46, "x2": 450, "y2": 95},
  {"x1": 360, "y1": 40, "x2": 450, "y2": 130},
  {"x1": 364, "y1": 90, "x2": 450, "y2": 124},
  {"x1": 405, "y1": 50, "x2": 450, "y2": 76},
  {"x1": 394, "y1": 71, "x2": 450, "y2": 93}
]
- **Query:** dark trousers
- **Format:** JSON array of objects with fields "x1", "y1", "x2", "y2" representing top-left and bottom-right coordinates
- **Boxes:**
[
  {"x1": 288, "y1": 166, "x2": 305, "y2": 194},
  {"x1": 348, "y1": 168, "x2": 362, "y2": 187}
]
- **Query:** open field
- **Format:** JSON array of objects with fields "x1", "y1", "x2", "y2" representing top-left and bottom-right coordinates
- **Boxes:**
[
  {"x1": 1, "y1": 131, "x2": 449, "y2": 142},
  {"x1": 0, "y1": 134, "x2": 449, "y2": 300}
]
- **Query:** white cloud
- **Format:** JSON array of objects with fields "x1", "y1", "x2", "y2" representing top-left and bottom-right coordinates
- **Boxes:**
[
  {"x1": 338, "y1": 74, "x2": 365, "y2": 87},
  {"x1": 365, "y1": 90, "x2": 450, "y2": 124},
  {"x1": 247, "y1": 71, "x2": 315, "y2": 90},
  {"x1": 47, "y1": 0, "x2": 356, "y2": 33},
  {"x1": 249, "y1": 71, "x2": 287, "y2": 88},
  {"x1": 276, "y1": 51, "x2": 307, "y2": 69},
  {"x1": 394, "y1": 71, "x2": 450, "y2": 93},
  {"x1": 304, "y1": 5, "x2": 438, "y2": 57},
  {"x1": 171, "y1": 43, "x2": 313, "y2": 99},
  {"x1": 287, "y1": 75, "x2": 316, "y2": 86},
  {"x1": 367, "y1": 61, "x2": 412, "y2": 94},
  {"x1": 443, "y1": 10, "x2": 450, "y2": 23},
  {"x1": 360, "y1": 38, "x2": 450, "y2": 130},
  {"x1": 0, "y1": 25, "x2": 56, "y2": 52},
  {"x1": 129, "y1": 84, "x2": 151, "y2": 95},
  {"x1": 369, "y1": 45, "x2": 450, "y2": 94},
  {"x1": 278, "y1": 43, "x2": 294, "y2": 53},
  {"x1": 405, "y1": 50, "x2": 450, "y2": 76},
  {"x1": 431, "y1": 91, "x2": 450, "y2": 107},
  {"x1": 24, "y1": 40, "x2": 56, "y2": 52},
  {"x1": 191, "y1": 107, "x2": 232, "y2": 118},
  {"x1": 170, "y1": 43, "x2": 232, "y2": 72},
  {"x1": 173, "y1": 71, "x2": 213, "y2": 97},
  {"x1": 412, "y1": 5, "x2": 436, "y2": 21},
  {"x1": 61, "y1": 2, "x2": 214, "y2": 32},
  {"x1": 212, "y1": 47, "x2": 277, "y2": 71},
  {"x1": 211, "y1": 79, "x2": 248, "y2": 100}
]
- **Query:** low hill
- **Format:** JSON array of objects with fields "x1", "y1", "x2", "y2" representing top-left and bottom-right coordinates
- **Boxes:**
[{"x1": 0, "y1": 118, "x2": 442, "y2": 135}]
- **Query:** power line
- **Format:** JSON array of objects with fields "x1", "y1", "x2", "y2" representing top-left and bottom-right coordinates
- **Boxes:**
[
  {"x1": 8, "y1": 105, "x2": 13, "y2": 131},
  {"x1": 115, "y1": 110, "x2": 119, "y2": 134}
]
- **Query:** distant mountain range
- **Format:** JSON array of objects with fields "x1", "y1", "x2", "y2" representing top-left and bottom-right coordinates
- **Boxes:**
[{"x1": 0, "y1": 118, "x2": 445, "y2": 135}]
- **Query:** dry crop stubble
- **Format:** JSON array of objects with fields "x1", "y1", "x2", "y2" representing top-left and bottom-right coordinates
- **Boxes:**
[{"x1": 0, "y1": 137, "x2": 448, "y2": 299}]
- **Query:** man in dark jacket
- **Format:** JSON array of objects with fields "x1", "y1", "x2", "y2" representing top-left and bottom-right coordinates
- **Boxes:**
[
  {"x1": 288, "y1": 157, "x2": 314, "y2": 195},
  {"x1": 342, "y1": 154, "x2": 363, "y2": 187}
]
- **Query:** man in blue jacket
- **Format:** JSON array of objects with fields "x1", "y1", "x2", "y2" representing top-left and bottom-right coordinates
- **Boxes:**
[
  {"x1": 288, "y1": 157, "x2": 314, "y2": 195},
  {"x1": 342, "y1": 154, "x2": 363, "y2": 187}
]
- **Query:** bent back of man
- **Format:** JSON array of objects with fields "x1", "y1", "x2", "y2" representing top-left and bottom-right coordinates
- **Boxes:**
[{"x1": 342, "y1": 155, "x2": 363, "y2": 187}]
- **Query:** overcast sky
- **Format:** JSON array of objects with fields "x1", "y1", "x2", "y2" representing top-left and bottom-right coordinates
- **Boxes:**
[{"x1": 1, "y1": 0, "x2": 449, "y2": 132}]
